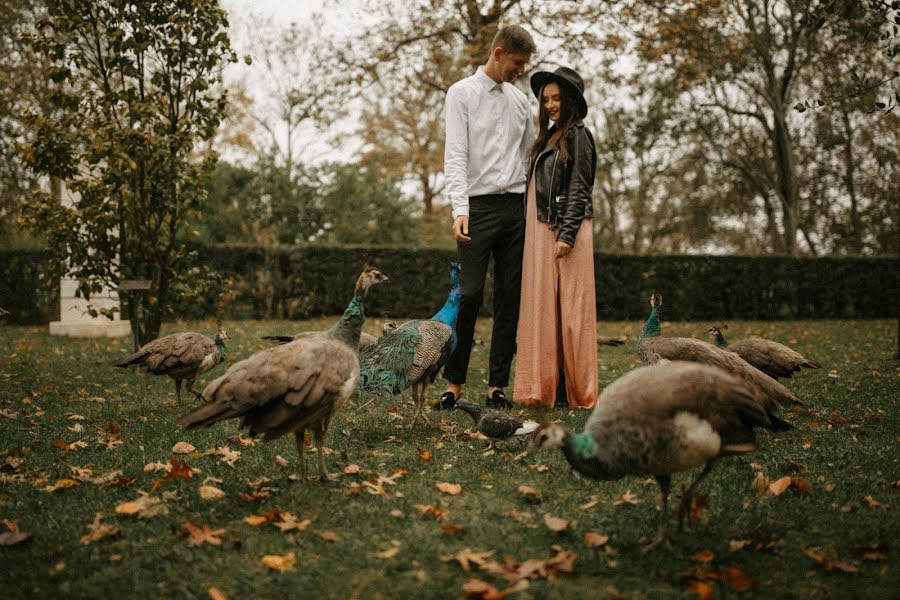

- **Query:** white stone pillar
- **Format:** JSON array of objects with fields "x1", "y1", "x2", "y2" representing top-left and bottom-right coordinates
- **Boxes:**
[{"x1": 48, "y1": 179, "x2": 131, "y2": 338}]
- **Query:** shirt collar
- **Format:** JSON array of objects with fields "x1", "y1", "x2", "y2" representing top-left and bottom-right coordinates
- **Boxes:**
[{"x1": 475, "y1": 66, "x2": 503, "y2": 92}]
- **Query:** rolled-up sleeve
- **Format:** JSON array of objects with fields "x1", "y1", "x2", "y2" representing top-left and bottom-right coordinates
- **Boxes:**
[{"x1": 444, "y1": 86, "x2": 469, "y2": 218}]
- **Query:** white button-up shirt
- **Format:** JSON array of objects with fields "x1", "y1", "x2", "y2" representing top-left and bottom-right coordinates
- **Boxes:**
[{"x1": 444, "y1": 66, "x2": 535, "y2": 219}]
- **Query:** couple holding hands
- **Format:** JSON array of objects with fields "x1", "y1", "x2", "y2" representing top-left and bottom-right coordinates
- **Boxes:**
[{"x1": 437, "y1": 25, "x2": 598, "y2": 413}]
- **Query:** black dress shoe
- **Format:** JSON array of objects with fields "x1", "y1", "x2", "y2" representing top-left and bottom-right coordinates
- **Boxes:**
[
  {"x1": 486, "y1": 389, "x2": 512, "y2": 409},
  {"x1": 555, "y1": 371, "x2": 569, "y2": 409},
  {"x1": 432, "y1": 391, "x2": 457, "y2": 411}
]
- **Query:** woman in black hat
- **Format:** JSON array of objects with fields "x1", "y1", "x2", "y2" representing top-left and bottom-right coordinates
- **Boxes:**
[{"x1": 513, "y1": 67, "x2": 598, "y2": 410}]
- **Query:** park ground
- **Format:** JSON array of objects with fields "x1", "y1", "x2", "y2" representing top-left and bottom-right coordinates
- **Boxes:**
[{"x1": 0, "y1": 318, "x2": 897, "y2": 599}]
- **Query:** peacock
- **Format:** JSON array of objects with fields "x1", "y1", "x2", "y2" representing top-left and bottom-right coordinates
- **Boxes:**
[
  {"x1": 529, "y1": 361, "x2": 779, "y2": 551},
  {"x1": 707, "y1": 324, "x2": 821, "y2": 380},
  {"x1": 262, "y1": 319, "x2": 396, "y2": 352},
  {"x1": 358, "y1": 263, "x2": 462, "y2": 427},
  {"x1": 176, "y1": 267, "x2": 388, "y2": 481},
  {"x1": 454, "y1": 399, "x2": 539, "y2": 449},
  {"x1": 112, "y1": 324, "x2": 229, "y2": 402},
  {"x1": 637, "y1": 293, "x2": 802, "y2": 416}
]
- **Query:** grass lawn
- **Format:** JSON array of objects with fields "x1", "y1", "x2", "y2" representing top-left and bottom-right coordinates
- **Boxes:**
[{"x1": 1, "y1": 317, "x2": 897, "y2": 599}]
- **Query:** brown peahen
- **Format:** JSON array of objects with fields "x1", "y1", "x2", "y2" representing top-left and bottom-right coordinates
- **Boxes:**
[
  {"x1": 707, "y1": 324, "x2": 821, "y2": 380},
  {"x1": 176, "y1": 267, "x2": 388, "y2": 481},
  {"x1": 637, "y1": 293, "x2": 801, "y2": 416},
  {"x1": 112, "y1": 325, "x2": 229, "y2": 402},
  {"x1": 263, "y1": 319, "x2": 397, "y2": 352},
  {"x1": 529, "y1": 361, "x2": 780, "y2": 551},
  {"x1": 358, "y1": 263, "x2": 461, "y2": 427}
]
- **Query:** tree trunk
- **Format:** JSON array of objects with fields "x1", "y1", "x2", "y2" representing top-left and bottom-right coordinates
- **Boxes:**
[
  {"x1": 770, "y1": 98, "x2": 799, "y2": 255},
  {"x1": 839, "y1": 102, "x2": 863, "y2": 254}
]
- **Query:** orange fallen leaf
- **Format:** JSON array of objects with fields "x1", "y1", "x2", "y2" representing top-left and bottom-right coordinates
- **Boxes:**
[
  {"x1": 442, "y1": 548, "x2": 495, "y2": 571},
  {"x1": 418, "y1": 448, "x2": 433, "y2": 462},
  {"x1": 692, "y1": 549, "x2": 714, "y2": 563},
  {"x1": 182, "y1": 522, "x2": 224, "y2": 547},
  {"x1": 768, "y1": 476, "x2": 792, "y2": 496},
  {"x1": 462, "y1": 578, "x2": 498, "y2": 598},
  {"x1": 728, "y1": 539, "x2": 752, "y2": 552},
  {"x1": 318, "y1": 530, "x2": 340, "y2": 542},
  {"x1": 863, "y1": 495, "x2": 886, "y2": 509},
  {"x1": 261, "y1": 551, "x2": 296, "y2": 572},
  {"x1": 42, "y1": 478, "x2": 78, "y2": 493},
  {"x1": 440, "y1": 523, "x2": 466, "y2": 535},
  {"x1": 723, "y1": 564, "x2": 757, "y2": 591},
  {"x1": 802, "y1": 547, "x2": 859, "y2": 573},
  {"x1": 543, "y1": 514, "x2": 569, "y2": 532},
  {"x1": 584, "y1": 532, "x2": 609, "y2": 547},
  {"x1": 243, "y1": 515, "x2": 270, "y2": 527},
  {"x1": 579, "y1": 496, "x2": 601, "y2": 510},
  {"x1": 436, "y1": 482, "x2": 462, "y2": 495},
  {"x1": 685, "y1": 580, "x2": 714, "y2": 600},
  {"x1": 208, "y1": 587, "x2": 228, "y2": 600},
  {"x1": 414, "y1": 504, "x2": 448, "y2": 520}
]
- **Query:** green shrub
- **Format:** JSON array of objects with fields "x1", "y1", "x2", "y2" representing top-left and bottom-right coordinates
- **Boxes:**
[{"x1": 1, "y1": 246, "x2": 894, "y2": 324}]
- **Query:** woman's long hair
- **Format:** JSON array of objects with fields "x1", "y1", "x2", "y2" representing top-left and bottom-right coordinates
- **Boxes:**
[{"x1": 529, "y1": 82, "x2": 579, "y2": 168}]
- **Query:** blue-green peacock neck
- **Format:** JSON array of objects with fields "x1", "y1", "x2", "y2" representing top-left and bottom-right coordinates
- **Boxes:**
[
  {"x1": 561, "y1": 430, "x2": 620, "y2": 481},
  {"x1": 329, "y1": 293, "x2": 365, "y2": 348},
  {"x1": 712, "y1": 329, "x2": 728, "y2": 348},
  {"x1": 215, "y1": 339, "x2": 227, "y2": 359},
  {"x1": 641, "y1": 307, "x2": 661, "y2": 338}
]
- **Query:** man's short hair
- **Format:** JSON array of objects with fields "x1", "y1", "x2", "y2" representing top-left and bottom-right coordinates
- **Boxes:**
[{"x1": 491, "y1": 25, "x2": 536, "y2": 56}]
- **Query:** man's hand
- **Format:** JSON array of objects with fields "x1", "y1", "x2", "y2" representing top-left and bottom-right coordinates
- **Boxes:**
[
  {"x1": 453, "y1": 216, "x2": 471, "y2": 242},
  {"x1": 555, "y1": 241, "x2": 572, "y2": 258}
]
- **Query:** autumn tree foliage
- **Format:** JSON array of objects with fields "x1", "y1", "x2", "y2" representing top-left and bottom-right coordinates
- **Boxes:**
[{"x1": 20, "y1": 0, "x2": 236, "y2": 343}]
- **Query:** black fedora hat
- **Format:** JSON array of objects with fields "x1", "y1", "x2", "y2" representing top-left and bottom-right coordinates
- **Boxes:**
[{"x1": 530, "y1": 66, "x2": 588, "y2": 119}]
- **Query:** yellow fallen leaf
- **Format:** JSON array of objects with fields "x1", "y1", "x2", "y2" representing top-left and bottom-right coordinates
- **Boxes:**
[
  {"x1": 436, "y1": 482, "x2": 461, "y2": 495},
  {"x1": 261, "y1": 551, "x2": 295, "y2": 571},
  {"x1": 243, "y1": 515, "x2": 269, "y2": 526},
  {"x1": 543, "y1": 514, "x2": 569, "y2": 532},
  {"x1": 318, "y1": 530, "x2": 340, "y2": 542},
  {"x1": 374, "y1": 546, "x2": 400, "y2": 559},
  {"x1": 199, "y1": 485, "x2": 225, "y2": 500},
  {"x1": 42, "y1": 478, "x2": 78, "y2": 492},
  {"x1": 172, "y1": 441, "x2": 196, "y2": 454}
]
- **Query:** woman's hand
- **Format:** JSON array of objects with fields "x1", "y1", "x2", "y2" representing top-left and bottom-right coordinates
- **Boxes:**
[{"x1": 555, "y1": 241, "x2": 572, "y2": 258}]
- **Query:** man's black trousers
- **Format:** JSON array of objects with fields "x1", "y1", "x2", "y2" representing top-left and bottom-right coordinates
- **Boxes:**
[{"x1": 443, "y1": 192, "x2": 525, "y2": 388}]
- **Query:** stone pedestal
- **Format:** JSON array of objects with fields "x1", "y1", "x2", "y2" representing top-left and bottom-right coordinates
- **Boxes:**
[{"x1": 49, "y1": 277, "x2": 131, "y2": 338}]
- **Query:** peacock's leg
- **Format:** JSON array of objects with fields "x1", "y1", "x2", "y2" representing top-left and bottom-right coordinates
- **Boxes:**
[
  {"x1": 677, "y1": 461, "x2": 715, "y2": 532},
  {"x1": 186, "y1": 378, "x2": 203, "y2": 400},
  {"x1": 642, "y1": 474, "x2": 674, "y2": 553},
  {"x1": 294, "y1": 429, "x2": 307, "y2": 481},
  {"x1": 314, "y1": 425, "x2": 328, "y2": 482},
  {"x1": 174, "y1": 379, "x2": 183, "y2": 403},
  {"x1": 418, "y1": 380, "x2": 432, "y2": 425}
]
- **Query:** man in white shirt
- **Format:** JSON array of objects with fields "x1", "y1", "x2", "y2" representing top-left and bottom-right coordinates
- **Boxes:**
[{"x1": 435, "y1": 25, "x2": 536, "y2": 411}]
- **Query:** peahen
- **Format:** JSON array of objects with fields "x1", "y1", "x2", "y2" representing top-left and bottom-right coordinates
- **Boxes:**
[
  {"x1": 637, "y1": 293, "x2": 802, "y2": 415},
  {"x1": 454, "y1": 399, "x2": 539, "y2": 449},
  {"x1": 262, "y1": 319, "x2": 396, "y2": 353},
  {"x1": 529, "y1": 361, "x2": 778, "y2": 551},
  {"x1": 112, "y1": 324, "x2": 229, "y2": 402},
  {"x1": 176, "y1": 267, "x2": 388, "y2": 481},
  {"x1": 358, "y1": 263, "x2": 462, "y2": 427},
  {"x1": 707, "y1": 324, "x2": 821, "y2": 380}
]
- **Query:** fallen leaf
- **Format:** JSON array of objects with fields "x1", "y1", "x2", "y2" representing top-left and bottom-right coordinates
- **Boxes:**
[
  {"x1": 273, "y1": 455, "x2": 288, "y2": 468},
  {"x1": 216, "y1": 446, "x2": 241, "y2": 467},
  {"x1": 418, "y1": 448, "x2": 433, "y2": 462},
  {"x1": 579, "y1": 496, "x2": 601, "y2": 510},
  {"x1": 436, "y1": 482, "x2": 462, "y2": 495},
  {"x1": 53, "y1": 438, "x2": 88, "y2": 452},
  {"x1": 143, "y1": 461, "x2": 170, "y2": 473},
  {"x1": 414, "y1": 504, "x2": 448, "y2": 520},
  {"x1": 318, "y1": 530, "x2": 340, "y2": 542},
  {"x1": 613, "y1": 490, "x2": 639, "y2": 505},
  {"x1": 199, "y1": 485, "x2": 226, "y2": 500},
  {"x1": 0, "y1": 530, "x2": 30, "y2": 546},
  {"x1": 803, "y1": 547, "x2": 859, "y2": 573},
  {"x1": 863, "y1": 495, "x2": 886, "y2": 509},
  {"x1": 685, "y1": 580, "x2": 714, "y2": 600},
  {"x1": 42, "y1": 478, "x2": 78, "y2": 493},
  {"x1": 517, "y1": 485, "x2": 542, "y2": 503},
  {"x1": 753, "y1": 472, "x2": 769, "y2": 496},
  {"x1": 208, "y1": 587, "x2": 228, "y2": 600},
  {"x1": 273, "y1": 512, "x2": 310, "y2": 532},
  {"x1": 440, "y1": 523, "x2": 466, "y2": 535},
  {"x1": 529, "y1": 463, "x2": 550, "y2": 473},
  {"x1": 172, "y1": 441, "x2": 196, "y2": 454},
  {"x1": 543, "y1": 514, "x2": 569, "y2": 532},
  {"x1": 374, "y1": 546, "x2": 400, "y2": 559},
  {"x1": 768, "y1": 476, "x2": 792, "y2": 496},
  {"x1": 692, "y1": 549, "x2": 714, "y2": 563},
  {"x1": 115, "y1": 492, "x2": 168, "y2": 518},
  {"x1": 729, "y1": 539, "x2": 752, "y2": 552},
  {"x1": 442, "y1": 548, "x2": 495, "y2": 571},
  {"x1": 243, "y1": 515, "x2": 270, "y2": 527},
  {"x1": 261, "y1": 551, "x2": 296, "y2": 572},
  {"x1": 182, "y1": 522, "x2": 224, "y2": 546},
  {"x1": 79, "y1": 513, "x2": 121, "y2": 545},
  {"x1": 724, "y1": 564, "x2": 757, "y2": 591},
  {"x1": 462, "y1": 578, "x2": 497, "y2": 598},
  {"x1": 584, "y1": 532, "x2": 609, "y2": 547},
  {"x1": 343, "y1": 464, "x2": 361, "y2": 474}
]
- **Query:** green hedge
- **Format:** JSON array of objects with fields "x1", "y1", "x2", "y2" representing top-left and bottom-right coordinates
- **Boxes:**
[{"x1": 1, "y1": 246, "x2": 895, "y2": 325}]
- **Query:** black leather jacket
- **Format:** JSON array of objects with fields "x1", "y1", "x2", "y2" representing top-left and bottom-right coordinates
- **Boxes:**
[{"x1": 528, "y1": 120, "x2": 596, "y2": 247}]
